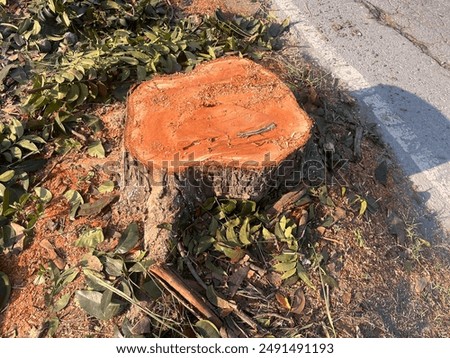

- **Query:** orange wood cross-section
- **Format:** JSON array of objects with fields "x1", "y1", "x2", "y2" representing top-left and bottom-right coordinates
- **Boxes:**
[{"x1": 125, "y1": 57, "x2": 312, "y2": 172}]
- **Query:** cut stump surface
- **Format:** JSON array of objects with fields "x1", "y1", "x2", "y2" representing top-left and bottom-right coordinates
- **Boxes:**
[{"x1": 125, "y1": 57, "x2": 312, "y2": 171}]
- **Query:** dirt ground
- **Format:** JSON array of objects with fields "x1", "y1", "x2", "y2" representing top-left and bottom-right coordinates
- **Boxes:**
[{"x1": 1, "y1": 0, "x2": 449, "y2": 338}]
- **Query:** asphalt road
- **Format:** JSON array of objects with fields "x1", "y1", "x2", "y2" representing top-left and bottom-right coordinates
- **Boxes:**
[{"x1": 272, "y1": 0, "x2": 450, "y2": 238}]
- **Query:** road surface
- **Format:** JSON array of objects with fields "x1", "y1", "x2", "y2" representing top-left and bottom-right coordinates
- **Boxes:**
[{"x1": 272, "y1": 0, "x2": 450, "y2": 239}]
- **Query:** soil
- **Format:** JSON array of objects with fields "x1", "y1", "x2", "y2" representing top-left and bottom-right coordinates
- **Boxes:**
[
  {"x1": 125, "y1": 57, "x2": 312, "y2": 170},
  {"x1": 1, "y1": 0, "x2": 449, "y2": 338},
  {"x1": 172, "y1": 0, "x2": 262, "y2": 17}
]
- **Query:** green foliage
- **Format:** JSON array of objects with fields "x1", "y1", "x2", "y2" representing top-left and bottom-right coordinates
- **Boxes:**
[
  {"x1": 1, "y1": 0, "x2": 289, "y2": 129},
  {"x1": 184, "y1": 198, "x2": 265, "y2": 261},
  {"x1": 75, "y1": 223, "x2": 157, "y2": 323},
  {"x1": 34, "y1": 261, "x2": 79, "y2": 310}
]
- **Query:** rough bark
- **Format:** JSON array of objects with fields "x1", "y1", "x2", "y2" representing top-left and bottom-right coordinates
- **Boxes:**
[{"x1": 120, "y1": 149, "x2": 306, "y2": 263}]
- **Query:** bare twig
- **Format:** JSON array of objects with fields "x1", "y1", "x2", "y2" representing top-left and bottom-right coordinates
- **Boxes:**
[
  {"x1": 149, "y1": 264, "x2": 222, "y2": 329},
  {"x1": 319, "y1": 267, "x2": 336, "y2": 337},
  {"x1": 321, "y1": 236, "x2": 344, "y2": 245}
]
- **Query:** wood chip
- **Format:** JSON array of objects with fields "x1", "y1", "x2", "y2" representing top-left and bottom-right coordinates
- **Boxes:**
[{"x1": 267, "y1": 187, "x2": 307, "y2": 217}]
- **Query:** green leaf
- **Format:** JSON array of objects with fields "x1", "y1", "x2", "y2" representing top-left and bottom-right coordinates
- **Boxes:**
[
  {"x1": 12, "y1": 158, "x2": 46, "y2": 173},
  {"x1": 56, "y1": 267, "x2": 79, "y2": 293},
  {"x1": 23, "y1": 134, "x2": 46, "y2": 144},
  {"x1": 62, "y1": 12, "x2": 71, "y2": 27},
  {"x1": 195, "y1": 235, "x2": 215, "y2": 255},
  {"x1": 7, "y1": 146, "x2": 22, "y2": 162},
  {"x1": 66, "y1": 84, "x2": 80, "y2": 102},
  {"x1": 214, "y1": 242, "x2": 245, "y2": 262},
  {"x1": 225, "y1": 225, "x2": 238, "y2": 244},
  {"x1": 0, "y1": 271, "x2": 11, "y2": 311},
  {"x1": 238, "y1": 217, "x2": 252, "y2": 246},
  {"x1": 78, "y1": 194, "x2": 116, "y2": 217},
  {"x1": 141, "y1": 279, "x2": 162, "y2": 300},
  {"x1": 322, "y1": 273, "x2": 338, "y2": 288},
  {"x1": 322, "y1": 215, "x2": 334, "y2": 228},
  {"x1": 53, "y1": 293, "x2": 71, "y2": 312},
  {"x1": 10, "y1": 119, "x2": 24, "y2": 138},
  {"x1": 34, "y1": 187, "x2": 53, "y2": 203},
  {"x1": 87, "y1": 140, "x2": 105, "y2": 158},
  {"x1": 129, "y1": 51, "x2": 151, "y2": 62},
  {"x1": 48, "y1": 0, "x2": 56, "y2": 13},
  {"x1": 81, "y1": 269, "x2": 175, "y2": 330},
  {"x1": 220, "y1": 199, "x2": 237, "y2": 214},
  {"x1": 98, "y1": 180, "x2": 114, "y2": 193},
  {"x1": 76, "y1": 83, "x2": 89, "y2": 106},
  {"x1": 274, "y1": 222, "x2": 285, "y2": 241},
  {"x1": 297, "y1": 263, "x2": 315, "y2": 289},
  {"x1": 75, "y1": 290, "x2": 122, "y2": 320},
  {"x1": 262, "y1": 227, "x2": 274, "y2": 240},
  {"x1": 0, "y1": 170, "x2": 15, "y2": 183},
  {"x1": 0, "y1": 64, "x2": 14, "y2": 86},
  {"x1": 136, "y1": 65, "x2": 147, "y2": 81},
  {"x1": 240, "y1": 200, "x2": 256, "y2": 216},
  {"x1": 47, "y1": 317, "x2": 60, "y2": 337},
  {"x1": 103, "y1": 256, "x2": 124, "y2": 277},
  {"x1": 115, "y1": 222, "x2": 140, "y2": 254},
  {"x1": 119, "y1": 56, "x2": 139, "y2": 65},
  {"x1": 280, "y1": 268, "x2": 297, "y2": 280},
  {"x1": 274, "y1": 251, "x2": 297, "y2": 262},
  {"x1": 273, "y1": 261, "x2": 297, "y2": 273},
  {"x1": 63, "y1": 189, "x2": 83, "y2": 220},
  {"x1": 62, "y1": 71, "x2": 75, "y2": 82},
  {"x1": 31, "y1": 19, "x2": 41, "y2": 36},
  {"x1": 17, "y1": 139, "x2": 39, "y2": 152},
  {"x1": 74, "y1": 228, "x2": 104, "y2": 248},
  {"x1": 195, "y1": 320, "x2": 221, "y2": 338},
  {"x1": 279, "y1": 216, "x2": 287, "y2": 231}
]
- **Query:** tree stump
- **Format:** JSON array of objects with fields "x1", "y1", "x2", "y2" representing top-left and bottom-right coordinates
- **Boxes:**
[{"x1": 124, "y1": 57, "x2": 312, "y2": 263}]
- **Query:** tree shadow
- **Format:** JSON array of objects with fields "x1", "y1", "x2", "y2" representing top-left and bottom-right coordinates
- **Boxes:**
[{"x1": 352, "y1": 84, "x2": 450, "y2": 236}]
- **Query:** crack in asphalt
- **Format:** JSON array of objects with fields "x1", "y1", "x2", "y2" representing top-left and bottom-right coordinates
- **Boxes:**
[{"x1": 359, "y1": 0, "x2": 449, "y2": 71}]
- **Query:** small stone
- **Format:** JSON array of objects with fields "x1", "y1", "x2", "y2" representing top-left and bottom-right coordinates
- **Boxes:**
[
  {"x1": 414, "y1": 276, "x2": 430, "y2": 294},
  {"x1": 342, "y1": 291, "x2": 352, "y2": 305}
]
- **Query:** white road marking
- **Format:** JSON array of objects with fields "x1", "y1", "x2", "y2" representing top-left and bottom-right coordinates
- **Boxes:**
[{"x1": 273, "y1": 0, "x2": 450, "y2": 234}]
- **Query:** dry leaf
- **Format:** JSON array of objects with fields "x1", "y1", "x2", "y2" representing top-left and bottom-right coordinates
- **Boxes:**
[
  {"x1": 291, "y1": 288, "x2": 306, "y2": 314},
  {"x1": 267, "y1": 272, "x2": 282, "y2": 288},
  {"x1": 333, "y1": 207, "x2": 346, "y2": 220},
  {"x1": 297, "y1": 209, "x2": 308, "y2": 226},
  {"x1": 317, "y1": 226, "x2": 326, "y2": 235},
  {"x1": 39, "y1": 239, "x2": 55, "y2": 252},
  {"x1": 275, "y1": 292, "x2": 291, "y2": 310},
  {"x1": 228, "y1": 265, "x2": 250, "y2": 298},
  {"x1": 206, "y1": 285, "x2": 234, "y2": 316}
]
